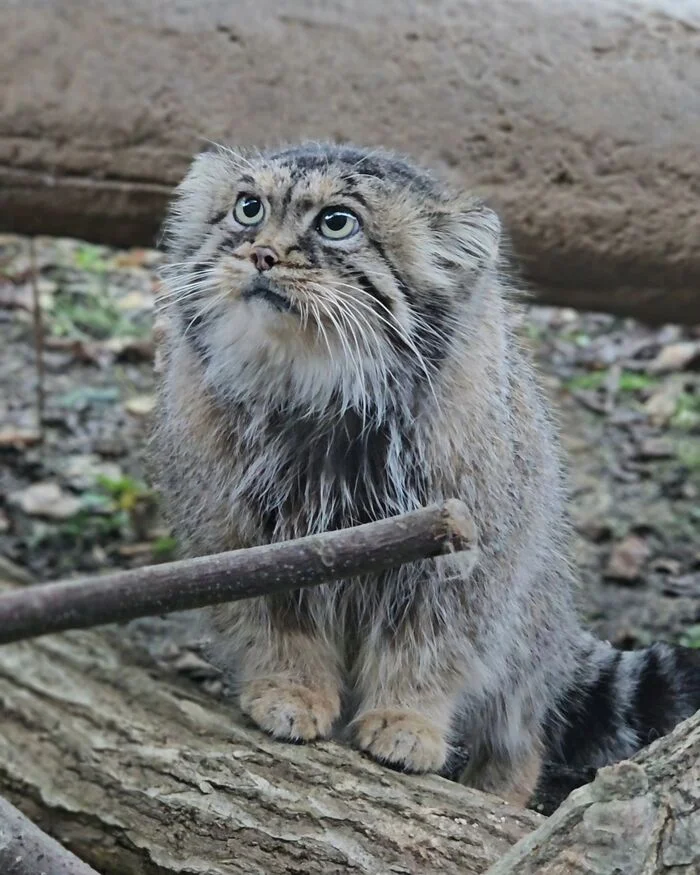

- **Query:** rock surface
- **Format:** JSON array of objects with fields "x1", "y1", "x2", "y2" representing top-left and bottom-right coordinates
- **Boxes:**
[{"x1": 1, "y1": 0, "x2": 700, "y2": 323}]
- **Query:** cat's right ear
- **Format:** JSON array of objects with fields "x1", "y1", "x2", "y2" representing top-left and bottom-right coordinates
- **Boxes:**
[
  {"x1": 159, "y1": 148, "x2": 231, "y2": 255},
  {"x1": 177, "y1": 146, "x2": 230, "y2": 198}
]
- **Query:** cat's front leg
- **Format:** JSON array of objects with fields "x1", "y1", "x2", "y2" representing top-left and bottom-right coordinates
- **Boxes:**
[
  {"x1": 349, "y1": 570, "x2": 469, "y2": 774},
  {"x1": 211, "y1": 597, "x2": 342, "y2": 742}
]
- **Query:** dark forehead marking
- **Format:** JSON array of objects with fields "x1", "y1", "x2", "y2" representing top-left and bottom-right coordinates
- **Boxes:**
[
  {"x1": 282, "y1": 153, "x2": 332, "y2": 174},
  {"x1": 340, "y1": 190, "x2": 369, "y2": 209},
  {"x1": 268, "y1": 144, "x2": 432, "y2": 187},
  {"x1": 285, "y1": 187, "x2": 370, "y2": 219},
  {"x1": 294, "y1": 195, "x2": 316, "y2": 214},
  {"x1": 280, "y1": 184, "x2": 295, "y2": 215}
]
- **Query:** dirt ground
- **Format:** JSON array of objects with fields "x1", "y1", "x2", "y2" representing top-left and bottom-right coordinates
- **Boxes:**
[{"x1": 1, "y1": 232, "x2": 699, "y2": 655}]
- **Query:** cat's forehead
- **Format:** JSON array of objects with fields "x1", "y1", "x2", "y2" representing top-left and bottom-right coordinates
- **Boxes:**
[
  {"x1": 236, "y1": 145, "x2": 439, "y2": 207},
  {"x1": 247, "y1": 161, "x2": 351, "y2": 205}
]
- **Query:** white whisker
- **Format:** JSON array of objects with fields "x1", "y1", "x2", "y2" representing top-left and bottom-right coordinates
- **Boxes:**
[{"x1": 321, "y1": 281, "x2": 440, "y2": 408}]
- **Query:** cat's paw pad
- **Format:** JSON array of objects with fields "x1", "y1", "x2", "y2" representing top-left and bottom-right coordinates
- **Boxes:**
[
  {"x1": 352, "y1": 709, "x2": 447, "y2": 773},
  {"x1": 239, "y1": 680, "x2": 339, "y2": 742}
]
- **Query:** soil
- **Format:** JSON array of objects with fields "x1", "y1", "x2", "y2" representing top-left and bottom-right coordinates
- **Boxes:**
[{"x1": 1, "y1": 233, "x2": 699, "y2": 808}]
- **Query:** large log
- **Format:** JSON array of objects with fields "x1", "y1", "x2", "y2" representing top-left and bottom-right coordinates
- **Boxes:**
[
  {"x1": 1, "y1": 572, "x2": 698, "y2": 873},
  {"x1": 0, "y1": 621, "x2": 542, "y2": 875},
  {"x1": 2, "y1": 0, "x2": 700, "y2": 324}
]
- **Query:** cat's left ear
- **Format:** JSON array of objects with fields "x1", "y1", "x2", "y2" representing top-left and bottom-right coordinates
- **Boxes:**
[{"x1": 432, "y1": 201, "x2": 501, "y2": 276}]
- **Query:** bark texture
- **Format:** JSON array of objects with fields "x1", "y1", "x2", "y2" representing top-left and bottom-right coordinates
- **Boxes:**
[
  {"x1": 486, "y1": 709, "x2": 700, "y2": 874},
  {"x1": 0, "y1": 576, "x2": 698, "y2": 873},
  {"x1": 0, "y1": 622, "x2": 541, "y2": 875},
  {"x1": 2, "y1": 0, "x2": 700, "y2": 323}
]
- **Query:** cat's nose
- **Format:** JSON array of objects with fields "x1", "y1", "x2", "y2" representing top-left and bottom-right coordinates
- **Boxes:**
[{"x1": 250, "y1": 245, "x2": 279, "y2": 272}]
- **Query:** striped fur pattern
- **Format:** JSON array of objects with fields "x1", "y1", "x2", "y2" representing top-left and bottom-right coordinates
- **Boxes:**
[{"x1": 152, "y1": 142, "x2": 700, "y2": 804}]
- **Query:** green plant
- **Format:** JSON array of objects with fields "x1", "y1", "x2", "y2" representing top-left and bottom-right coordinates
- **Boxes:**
[
  {"x1": 671, "y1": 393, "x2": 700, "y2": 431},
  {"x1": 152, "y1": 535, "x2": 178, "y2": 560},
  {"x1": 677, "y1": 439, "x2": 700, "y2": 470},
  {"x1": 73, "y1": 244, "x2": 111, "y2": 273},
  {"x1": 52, "y1": 289, "x2": 136, "y2": 341},
  {"x1": 566, "y1": 371, "x2": 607, "y2": 391},
  {"x1": 617, "y1": 372, "x2": 658, "y2": 392},
  {"x1": 565, "y1": 370, "x2": 659, "y2": 393},
  {"x1": 679, "y1": 625, "x2": 700, "y2": 649},
  {"x1": 96, "y1": 475, "x2": 152, "y2": 512}
]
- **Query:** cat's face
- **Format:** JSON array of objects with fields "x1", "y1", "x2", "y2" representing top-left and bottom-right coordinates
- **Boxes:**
[{"x1": 161, "y1": 143, "x2": 501, "y2": 413}]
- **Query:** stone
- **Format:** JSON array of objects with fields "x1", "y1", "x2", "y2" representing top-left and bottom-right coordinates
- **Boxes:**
[
  {"x1": 644, "y1": 380, "x2": 686, "y2": 425},
  {"x1": 9, "y1": 481, "x2": 82, "y2": 520},
  {"x1": 0, "y1": 555, "x2": 33, "y2": 586},
  {"x1": 125, "y1": 394, "x2": 156, "y2": 417},
  {"x1": 2, "y1": 0, "x2": 700, "y2": 324},
  {"x1": 635, "y1": 438, "x2": 675, "y2": 460},
  {"x1": 0, "y1": 428, "x2": 42, "y2": 449},
  {"x1": 604, "y1": 535, "x2": 651, "y2": 583},
  {"x1": 60, "y1": 454, "x2": 123, "y2": 490},
  {"x1": 647, "y1": 342, "x2": 700, "y2": 375}
]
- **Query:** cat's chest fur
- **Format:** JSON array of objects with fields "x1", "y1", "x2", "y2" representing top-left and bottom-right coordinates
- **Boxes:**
[{"x1": 223, "y1": 399, "x2": 429, "y2": 542}]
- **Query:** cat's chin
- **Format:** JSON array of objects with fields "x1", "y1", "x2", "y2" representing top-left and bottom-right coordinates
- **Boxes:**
[
  {"x1": 195, "y1": 294, "x2": 383, "y2": 413},
  {"x1": 241, "y1": 277, "x2": 300, "y2": 316}
]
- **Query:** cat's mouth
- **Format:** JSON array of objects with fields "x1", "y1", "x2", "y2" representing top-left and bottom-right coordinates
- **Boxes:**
[{"x1": 242, "y1": 278, "x2": 298, "y2": 315}]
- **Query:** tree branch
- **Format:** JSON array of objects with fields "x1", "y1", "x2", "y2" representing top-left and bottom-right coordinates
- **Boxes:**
[
  {"x1": 0, "y1": 795, "x2": 100, "y2": 875},
  {"x1": 0, "y1": 500, "x2": 476, "y2": 646}
]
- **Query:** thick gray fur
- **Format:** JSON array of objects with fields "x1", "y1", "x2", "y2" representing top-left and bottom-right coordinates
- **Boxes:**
[{"x1": 152, "y1": 142, "x2": 699, "y2": 803}]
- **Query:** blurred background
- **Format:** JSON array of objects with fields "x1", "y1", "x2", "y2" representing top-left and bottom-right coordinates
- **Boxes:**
[{"x1": 1, "y1": 0, "x2": 699, "y2": 662}]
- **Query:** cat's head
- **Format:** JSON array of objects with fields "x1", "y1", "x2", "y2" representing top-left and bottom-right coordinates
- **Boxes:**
[{"x1": 161, "y1": 142, "x2": 502, "y2": 414}]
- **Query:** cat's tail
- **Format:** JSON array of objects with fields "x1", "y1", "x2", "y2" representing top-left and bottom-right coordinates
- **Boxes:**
[{"x1": 538, "y1": 636, "x2": 700, "y2": 810}]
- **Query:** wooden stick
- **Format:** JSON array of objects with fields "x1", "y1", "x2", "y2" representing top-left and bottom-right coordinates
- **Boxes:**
[
  {"x1": 28, "y1": 237, "x2": 45, "y2": 444},
  {"x1": 0, "y1": 500, "x2": 476, "y2": 646},
  {"x1": 0, "y1": 795, "x2": 100, "y2": 875}
]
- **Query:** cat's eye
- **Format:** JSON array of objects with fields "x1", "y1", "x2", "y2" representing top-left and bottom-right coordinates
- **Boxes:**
[
  {"x1": 233, "y1": 194, "x2": 265, "y2": 226},
  {"x1": 317, "y1": 208, "x2": 360, "y2": 240}
]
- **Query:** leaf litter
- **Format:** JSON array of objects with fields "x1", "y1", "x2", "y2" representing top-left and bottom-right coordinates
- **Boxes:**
[{"x1": 0, "y1": 233, "x2": 698, "y2": 657}]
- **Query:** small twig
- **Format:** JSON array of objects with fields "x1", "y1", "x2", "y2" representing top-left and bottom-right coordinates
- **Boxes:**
[
  {"x1": 0, "y1": 794, "x2": 100, "y2": 875},
  {"x1": 0, "y1": 500, "x2": 477, "y2": 646},
  {"x1": 28, "y1": 237, "x2": 45, "y2": 443}
]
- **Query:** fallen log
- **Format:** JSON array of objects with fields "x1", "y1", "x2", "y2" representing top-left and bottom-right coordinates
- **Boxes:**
[
  {"x1": 2, "y1": 0, "x2": 700, "y2": 323},
  {"x1": 0, "y1": 621, "x2": 542, "y2": 875},
  {"x1": 1, "y1": 570, "x2": 698, "y2": 873},
  {"x1": 0, "y1": 500, "x2": 475, "y2": 645},
  {"x1": 1, "y1": 610, "x2": 698, "y2": 875},
  {"x1": 486, "y1": 709, "x2": 700, "y2": 875}
]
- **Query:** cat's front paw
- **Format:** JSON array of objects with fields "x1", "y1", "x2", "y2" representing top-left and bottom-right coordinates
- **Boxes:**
[
  {"x1": 352, "y1": 709, "x2": 447, "y2": 773},
  {"x1": 239, "y1": 679, "x2": 340, "y2": 742}
]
